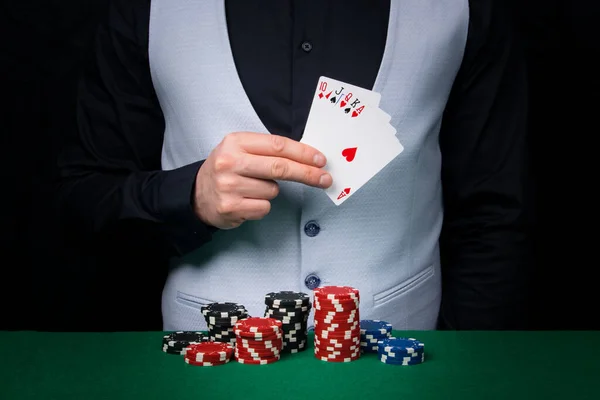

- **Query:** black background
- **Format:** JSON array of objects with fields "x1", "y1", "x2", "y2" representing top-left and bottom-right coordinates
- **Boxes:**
[{"x1": 1, "y1": 0, "x2": 598, "y2": 332}]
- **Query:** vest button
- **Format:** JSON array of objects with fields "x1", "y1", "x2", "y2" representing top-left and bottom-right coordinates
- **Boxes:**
[
  {"x1": 304, "y1": 221, "x2": 320, "y2": 237},
  {"x1": 305, "y1": 274, "x2": 321, "y2": 290},
  {"x1": 301, "y1": 41, "x2": 313, "y2": 52}
]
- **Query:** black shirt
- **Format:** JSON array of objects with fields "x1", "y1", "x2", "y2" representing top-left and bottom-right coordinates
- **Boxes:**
[{"x1": 57, "y1": 0, "x2": 531, "y2": 330}]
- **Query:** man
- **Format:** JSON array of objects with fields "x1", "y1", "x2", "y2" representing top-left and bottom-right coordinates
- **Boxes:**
[{"x1": 57, "y1": 0, "x2": 530, "y2": 331}]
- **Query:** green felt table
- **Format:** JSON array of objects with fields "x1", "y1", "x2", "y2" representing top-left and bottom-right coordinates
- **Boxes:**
[{"x1": 1, "y1": 330, "x2": 599, "y2": 400}]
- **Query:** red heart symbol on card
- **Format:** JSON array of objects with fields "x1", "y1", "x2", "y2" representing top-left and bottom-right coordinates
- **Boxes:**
[
  {"x1": 337, "y1": 188, "x2": 351, "y2": 200},
  {"x1": 341, "y1": 147, "x2": 357, "y2": 162}
]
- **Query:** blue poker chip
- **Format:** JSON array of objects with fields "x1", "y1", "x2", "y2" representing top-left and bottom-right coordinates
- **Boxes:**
[
  {"x1": 379, "y1": 352, "x2": 425, "y2": 365},
  {"x1": 361, "y1": 333, "x2": 391, "y2": 344},
  {"x1": 379, "y1": 348, "x2": 425, "y2": 359},
  {"x1": 377, "y1": 337, "x2": 424, "y2": 354},
  {"x1": 360, "y1": 320, "x2": 393, "y2": 335}
]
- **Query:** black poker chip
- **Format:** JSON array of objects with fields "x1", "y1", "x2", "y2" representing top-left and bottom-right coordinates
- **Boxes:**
[
  {"x1": 281, "y1": 338, "x2": 308, "y2": 353},
  {"x1": 265, "y1": 307, "x2": 310, "y2": 323},
  {"x1": 201, "y1": 302, "x2": 247, "y2": 318},
  {"x1": 205, "y1": 313, "x2": 249, "y2": 327},
  {"x1": 263, "y1": 291, "x2": 311, "y2": 354},
  {"x1": 264, "y1": 291, "x2": 310, "y2": 307},
  {"x1": 162, "y1": 345, "x2": 186, "y2": 355},
  {"x1": 161, "y1": 331, "x2": 208, "y2": 354}
]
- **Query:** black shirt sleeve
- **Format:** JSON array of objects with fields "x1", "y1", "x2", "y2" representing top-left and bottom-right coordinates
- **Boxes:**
[
  {"x1": 56, "y1": 0, "x2": 214, "y2": 256},
  {"x1": 438, "y1": 0, "x2": 533, "y2": 329}
]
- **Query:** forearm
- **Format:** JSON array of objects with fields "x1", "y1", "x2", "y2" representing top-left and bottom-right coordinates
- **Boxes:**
[{"x1": 56, "y1": 160, "x2": 215, "y2": 256}]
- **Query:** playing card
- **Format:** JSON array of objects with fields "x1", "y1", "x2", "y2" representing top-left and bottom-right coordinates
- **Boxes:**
[
  {"x1": 314, "y1": 108, "x2": 402, "y2": 205},
  {"x1": 325, "y1": 126, "x2": 403, "y2": 205},
  {"x1": 302, "y1": 76, "x2": 382, "y2": 142},
  {"x1": 301, "y1": 77, "x2": 404, "y2": 205}
]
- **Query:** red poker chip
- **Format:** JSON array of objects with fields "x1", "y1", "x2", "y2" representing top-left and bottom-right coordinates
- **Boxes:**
[
  {"x1": 314, "y1": 347, "x2": 359, "y2": 357},
  {"x1": 315, "y1": 333, "x2": 360, "y2": 341},
  {"x1": 184, "y1": 357, "x2": 230, "y2": 366},
  {"x1": 314, "y1": 286, "x2": 360, "y2": 300},
  {"x1": 236, "y1": 343, "x2": 283, "y2": 353},
  {"x1": 314, "y1": 307, "x2": 359, "y2": 314},
  {"x1": 235, "y1": 351, "x2": 280, "y2": 361},
  {"x1": 314, "y1": 327, "x2": 361, "y2": 337},
  {"x1": 314, "y1": 337, "x2": 360, "y2": 347},
  {"x1": 315, "y1": 346, "x2": 360, "y2": 354},
  {"x1": 315, "y1": 326, "x2": 360, "y2": 335},
  {"x1": 234, "y1": 331, "x2": 284, "y2": 341},
  {"x1": 185, "y1": 352, "x2": 231, "y2": 362},
  {"x1": 315, "y1": 322, "x2": 360, "y2": 331},
  {"x1": 235, "y1": 354, "x2": 281, "y2": 365},
  {"x1": 314, "y1": 347, "x2": 360, "y2": 357},
  {"x1": 314, "y1": 296, "x2": 360, "y2": 305},
  {"x1": 315, "y1": 296, "x2": 359, "y2": 304},
  {"x1": 185, "y1": 342, "x2": 233, "y2": 356},
  {"x1": 236, "y1": 338, "x2": 283, "y2": 348},
  {"x1": 315, "y1": 336, "x2": 360, "y2": 349},
  {"x1": 314, "y1": 338, "x2": 359, "y2": 349},
  {"x1": 314, "y1": 353, "x2": 360, "y2": 363},
  {"x1": 315, "y1": 319, "x2": 359, "y2": 328},
  {"x1": 314, "y1": 347, "x2": 360, "y2": 360},
  {"x1": 236, "y1": 341, "x2": 281, "y2": 350},
  {"x1": 314, "y1": 305, "x2": 359, "y2": 313},
  {"x1": 234, "y1": 350, "x2": 280, "y2": 361},
  {"x1": 314, "y1": 306, "x2": 359, "y2": 314},
  {"x1": 314, "y1": 318, "x2": 359, "y2": 326},
  {"x1": 235, "y1": 346, "x2": 280, "y2": 357},
  {"x1": 234, "y1": 317, "x2": 282, "y2": 333},
  {"x1": 235, "y1": 354, "x2": 280, "y2": 362}
]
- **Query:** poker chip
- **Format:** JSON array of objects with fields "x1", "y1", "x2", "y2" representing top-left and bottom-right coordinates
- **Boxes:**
[
  {"x1": 183, "y1": 342, "x2": 234, "y2": 366},
  {"x1": 265, "y1": 291, "x2": 310, "y2": 307},
  {"x1": 313, "y1": 286, "x2": 361, "y2": 362},
  {"x1": 377, "y1": 337, "x2": 425, "y2": 366},
  {"x1": 201, "y1": 302, "x2": 249, "y2": 345},
  {"x1": 263, "y1": 291, "x2": 311, "y2": 354},
  {"x1": 161, "y1": 331, "x2": 208, "y2": 355},
  {"x1": 359, "y1": 320, "x2": 393, "y2": 353},
  {"x1": 234, "y1": 317, "x2": 283, "y2": 365},
  {"x1": 185, "y1": 358, "x2": 231, "y2": 367},
  {"x1": 201, "y1": 302, "x2": 247, "y2": 318}
]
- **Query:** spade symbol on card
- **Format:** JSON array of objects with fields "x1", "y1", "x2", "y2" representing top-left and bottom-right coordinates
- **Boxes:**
[
  {"x1": 341, "y1": 147, "x2": 357, "y2": 162},
  {"x1": 337, "y1": 188, "x2": 351, "y2": 200},
  {"x1": 344, "y1": 107, "x2": 351, "y2": 114},
  {"x1": 330, "y1": 96, "x2": 337, "y2": 103}
]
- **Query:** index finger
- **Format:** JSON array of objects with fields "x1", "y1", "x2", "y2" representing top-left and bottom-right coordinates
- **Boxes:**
[{"x1": 236, "y1": 132, "x2": 327, "y2": 168}]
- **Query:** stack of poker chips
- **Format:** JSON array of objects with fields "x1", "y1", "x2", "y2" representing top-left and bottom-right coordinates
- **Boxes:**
[
  {"x1": 233, "y1": 317, "x2": 283, "y2": 364},
  {"x1": 201, "y1": 302, "x2": 249, "y2": 345},
  {"x1": 377, "y1": 337, "x2": 425, "y2": 366},
  {"x1": 359, "y1": 319, "x2": 393, "y2": 353},
  {"x1": 263, "y1": 291, "x2": 311, "y2": 353},
  {"x1": 313, "y1": 286, "x2": 361, "y2": 362},
  {"x1": 183, "y1": 342, "x2": 234, "y2": 367},
  {"x1": 162, "y1": 331, "x2": 208, "y2": 355}
]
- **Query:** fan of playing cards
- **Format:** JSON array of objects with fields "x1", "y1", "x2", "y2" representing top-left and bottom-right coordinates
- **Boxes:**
[{"x1": 301, "y1": 76, "x2": 404, "y2": 205}]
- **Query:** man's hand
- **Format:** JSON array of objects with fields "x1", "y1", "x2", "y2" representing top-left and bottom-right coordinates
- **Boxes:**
[{"x1": 194, "y1": 132, "x2": 332, "y2": 229}]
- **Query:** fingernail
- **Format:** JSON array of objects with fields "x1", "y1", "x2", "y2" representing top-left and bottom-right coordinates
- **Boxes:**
[
  {"x1": 319, "y1": 174, "x2": 332, "y2": 188},
  {"x1": 313, "y1": 153, "x2": 326, "y2": 167}
]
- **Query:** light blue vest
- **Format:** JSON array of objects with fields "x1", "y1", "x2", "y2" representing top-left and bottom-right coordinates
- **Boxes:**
[{"x1": 149, "y1": 0, "x2": 469, "y2": 331}]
